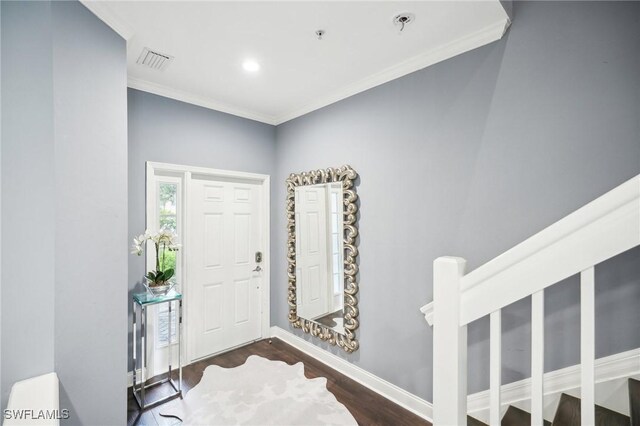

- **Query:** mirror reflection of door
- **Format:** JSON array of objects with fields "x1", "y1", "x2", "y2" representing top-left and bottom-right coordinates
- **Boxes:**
[{"x1": 295, "y1": 183, "x2": 345, "y2": 334}]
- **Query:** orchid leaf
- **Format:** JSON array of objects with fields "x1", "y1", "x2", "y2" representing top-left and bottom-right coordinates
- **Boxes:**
[{"x1": 163, "y1": 268, "x2": 174, "y2": 281}]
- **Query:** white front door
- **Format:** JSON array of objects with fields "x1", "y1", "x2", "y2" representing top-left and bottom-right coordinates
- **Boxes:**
[
  {"x1": 188, "y1": 176, "x2": 263, "y2": 360},
  {"x1": 295, "y1": 185, "x2": 330, "y2": 320}
]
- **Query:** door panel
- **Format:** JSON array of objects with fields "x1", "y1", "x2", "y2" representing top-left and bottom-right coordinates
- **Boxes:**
[
  {"x1": 189, "y1": 178, "x2": 262, "y2": 361},
  {"x1": 203, "y1": 283, "x2": 223, "y2": 332},
  {"x1": 295, "y1": 185, "x2": 329, "y2": 320},
  {"x1": 203, "y1": 213, "x2": 223, "y2": 267}
]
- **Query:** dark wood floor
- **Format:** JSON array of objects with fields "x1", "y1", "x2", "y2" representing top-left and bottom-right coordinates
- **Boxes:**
[{"x1": 128, "y1": 338, "x2": 431, "y2": 426}]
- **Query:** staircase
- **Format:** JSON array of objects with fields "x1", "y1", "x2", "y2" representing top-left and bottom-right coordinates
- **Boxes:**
[
  {"x1": 429, "y1": 176, "x2": 640, "y2": 426},
  {"x1": 467, "y1": 378, "x2": 640, "y2": 425}
]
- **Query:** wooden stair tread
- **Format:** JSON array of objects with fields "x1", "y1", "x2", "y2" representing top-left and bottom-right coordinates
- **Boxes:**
[
  {"x1": 467, "y1": 415, "x2": 488, "y2": 426},
  {"x1": 466, "y1": 383, "x2": 638, "y2": 426},
  {"x1": 630, "y1": 378, "x2": 640, "y2": 426},
  {"x1": 499, "y1": 405, "x2": 551, "y2": 426},
  {"x1": 552, "y1": 393, "x2": 630, "y2": 426}
]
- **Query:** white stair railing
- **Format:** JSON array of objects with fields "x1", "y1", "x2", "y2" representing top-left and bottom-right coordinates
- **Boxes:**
[
  {"x1": 433, "y1": 257, "x2": 468, "y2": 425},
  {"x1": 531, "y1": 290, "x2": 544, "y2": 425},
  {"x1": 431, "y1": 175, "x2": 640, "y2": 425}
]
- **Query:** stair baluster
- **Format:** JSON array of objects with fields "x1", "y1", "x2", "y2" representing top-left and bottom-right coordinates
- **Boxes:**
[
  {"x1": 580, "y1": 267, "x2": 595, "y2": 425},
  {"x1": 490, "y1": 310, "x2": 501, "y2": 425},
  {"x1": 532, "y1": 290, "x2": 545, "y2": 425}
]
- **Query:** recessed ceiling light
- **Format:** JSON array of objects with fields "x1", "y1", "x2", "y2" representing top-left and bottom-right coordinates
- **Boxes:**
[{"x1": 242, "y1": 60, "x2": 260, "y2": 73}]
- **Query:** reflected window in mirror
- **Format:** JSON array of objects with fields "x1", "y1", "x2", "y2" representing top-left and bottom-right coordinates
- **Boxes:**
[
  {"x1": 295, "y1": 183, "x2": 345, "y2": 335},
  {"x1": 286, "y1": 165, "x2": 359, "y2": 353}
]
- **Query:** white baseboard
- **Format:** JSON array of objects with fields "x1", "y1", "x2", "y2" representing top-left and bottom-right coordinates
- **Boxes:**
[
  {"x1": 467, "y1": 347, "x2": 640, "y2": 421},
  {"x1": 270, "y1": 326, "x2": 433, "y2": 422},
  {"x1": 127, "y1": 368, "x2": 147, "y2": 388}
]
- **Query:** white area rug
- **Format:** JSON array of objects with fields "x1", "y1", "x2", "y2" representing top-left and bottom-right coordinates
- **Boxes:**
[{"x1": 160, "y1": 355, "x2": 358, "y2": 425}]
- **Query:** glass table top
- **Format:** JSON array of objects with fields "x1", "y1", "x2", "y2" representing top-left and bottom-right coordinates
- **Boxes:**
[{"x1": 133, "y1": 289, "x2": 182, "y2": 306}]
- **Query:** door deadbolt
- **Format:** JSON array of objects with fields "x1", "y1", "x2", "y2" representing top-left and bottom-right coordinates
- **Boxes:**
[{"x1": 255, "y1": 251, "x2": 262, "y2": 263}]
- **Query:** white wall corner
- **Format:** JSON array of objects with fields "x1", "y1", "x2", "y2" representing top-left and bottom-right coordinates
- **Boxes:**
[
  {"x1": 79, "y1": 1, "x2": 135, "y2": 41},
  {"x1": 420, "y1": 302, "x2": 434, "y2": 326},
  {"x1": 270, "y1": 326, "x2": 433, "y2": 422}
]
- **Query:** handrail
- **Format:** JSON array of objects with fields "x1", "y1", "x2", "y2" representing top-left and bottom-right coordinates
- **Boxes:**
[{"x1": 458, "y1": 175, "x2": 639, "y2": 325}]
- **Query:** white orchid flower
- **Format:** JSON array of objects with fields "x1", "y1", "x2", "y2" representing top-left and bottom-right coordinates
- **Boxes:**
[
  {"x1": 131, "y1": 228, "x2": 181, "y2": 286},
  {"x1": 131, "y1": 238, "x2": 143, "y2": 256}
]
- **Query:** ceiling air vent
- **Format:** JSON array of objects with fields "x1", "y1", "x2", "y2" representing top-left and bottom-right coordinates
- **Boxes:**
[{"x1": 136, "y1": 47, "x2": 173, "y2": 71}]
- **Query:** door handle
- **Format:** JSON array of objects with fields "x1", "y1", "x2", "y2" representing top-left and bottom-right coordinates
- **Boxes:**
[{"x1": 252, "y1": 265, "x2": 262, "y2": 272}]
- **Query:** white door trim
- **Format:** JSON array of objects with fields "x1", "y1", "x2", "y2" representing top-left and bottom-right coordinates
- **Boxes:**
[{"x1": 146, "y1": 161, "x2": 271, "y2": 368}]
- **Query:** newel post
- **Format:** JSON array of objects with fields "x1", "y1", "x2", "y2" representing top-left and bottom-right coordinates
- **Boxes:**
[{"x1": 433, "y1": 256, "x2": 467, "y2": 426}]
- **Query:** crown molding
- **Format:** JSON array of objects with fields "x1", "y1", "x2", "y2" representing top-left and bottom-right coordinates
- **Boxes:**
[
  {"x1": 127, "y1": 17, "x2": 509, "y2": 127},
  {"x1": 127, "y1": 77, "x2": 278, "y2": 125},
  {"x1": 98, "y1": 1, "x2": 509, "y2": 127},
  {"x1": 80, "y1": 0, "x2": 135, "y2": 41},
  {"x1": 274, "y1": 17, "x2": 511, "y2": 125}
]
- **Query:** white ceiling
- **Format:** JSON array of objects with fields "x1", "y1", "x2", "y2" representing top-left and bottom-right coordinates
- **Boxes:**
[{"x1": 84, "y1": 1, "x2": 510, "y2": 125}]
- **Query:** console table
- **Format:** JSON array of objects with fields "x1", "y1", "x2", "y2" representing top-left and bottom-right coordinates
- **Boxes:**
[{"x1": 132, "y1": 290, "x2": 183, "y2": 410}]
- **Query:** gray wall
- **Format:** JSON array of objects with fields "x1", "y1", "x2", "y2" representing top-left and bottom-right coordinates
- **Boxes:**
[
  {"x1": 52, "y1": 2, "x2": 128, "y2": 424},
  {"x1": 273, "y1": 0, "x2": 640, "y2": 400},
  {"x1": 1, "y1": 1, "x2": 128, "y2": 422},
  {"x1": 0, "y1": 1, "x2": 3, "y2": 399},
  {"x1": 127, "y1": 89, "x2": 277, "y2": 370},
  {"x1": 1, "y1": 0, "x2": 56, "y2": 408}
]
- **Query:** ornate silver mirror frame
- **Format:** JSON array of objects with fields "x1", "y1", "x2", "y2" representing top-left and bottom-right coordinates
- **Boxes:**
[{"x1": 286, "y1": 165, "x2": 359, "y2": 353}]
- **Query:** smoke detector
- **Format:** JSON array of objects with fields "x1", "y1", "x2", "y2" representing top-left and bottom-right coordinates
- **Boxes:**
[
  {"x1": 136, "y1": 47, "x2": 174, "y2": 71},
  {"x1": 393, "y1": 13, "x2": 415, "y2": 32}
]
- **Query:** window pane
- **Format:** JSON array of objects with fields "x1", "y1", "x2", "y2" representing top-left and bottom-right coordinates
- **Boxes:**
[
  {"x1": 158, "y1": 183, "x2": 177, "y2": 227},
  {"x1": 331, "y1": 192, "x2": 339, "y2": 211},
  {"x1": 331, "y1": 234, "x2": 338, "y2": 253},
  {"x1": 156, "y1": 181, "x2": 179, "y2": 347},
  {"x1": 159, "y1": 214, "x2": 177, "y2": 231},
  {"x1": 157, "y1": 182, "x2": 178, "y2": 272},
  {"x1": 158, "y1": 247, "x2": 176, "y2": 272},
  {"x1": 333, "y1": 273, "x2": 341, "y2": 294},
  {"x1": 159, "y1": 183, "x2": 177, "y2": 210},
  {"x1": 157, "y1": 302, "x2": 177, "y2": 347}
]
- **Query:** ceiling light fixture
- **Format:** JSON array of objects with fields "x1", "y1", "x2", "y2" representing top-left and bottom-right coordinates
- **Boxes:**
[
  {"x1": 315, "y1": 30, "x2": 325, "y2": 40},
  {"x1": 242, "y1": 59, "x2": 260, "y2": 73},
  {"x1": 393, "y1": 13, "x2": 415, "y2": 32}
]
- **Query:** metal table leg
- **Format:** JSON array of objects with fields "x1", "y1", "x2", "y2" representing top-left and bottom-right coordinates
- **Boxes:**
[
  {"x1": 141, "y1": 304, "x2": 146, "y2": 407},
  {"x1": 179, "y1": 299, "x2": 183, "y2": 394},
  {"x1": 132, "y1": 294, "x2": 183, "y2": 410},
  {"x1": 168, "y1": 301, "x2": 172, "y2": 381},
  {"x1": 132, "y1": 301, "x2": 137, "y2": 392}
]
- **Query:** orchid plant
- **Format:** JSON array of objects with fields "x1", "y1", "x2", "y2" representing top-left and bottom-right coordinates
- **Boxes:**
[{"x1": 131, "y1": 228, "x2": 181, "y2": 286}]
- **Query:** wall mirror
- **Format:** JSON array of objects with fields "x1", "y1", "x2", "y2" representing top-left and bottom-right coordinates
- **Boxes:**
[{"x1": 287, "y1": 165, "x2": 359, "y2": 353}]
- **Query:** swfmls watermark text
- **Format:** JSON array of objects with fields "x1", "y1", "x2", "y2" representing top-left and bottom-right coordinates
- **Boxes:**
[{"x1": 3, "y1": 409, "x2": 70, "y2": 421}]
